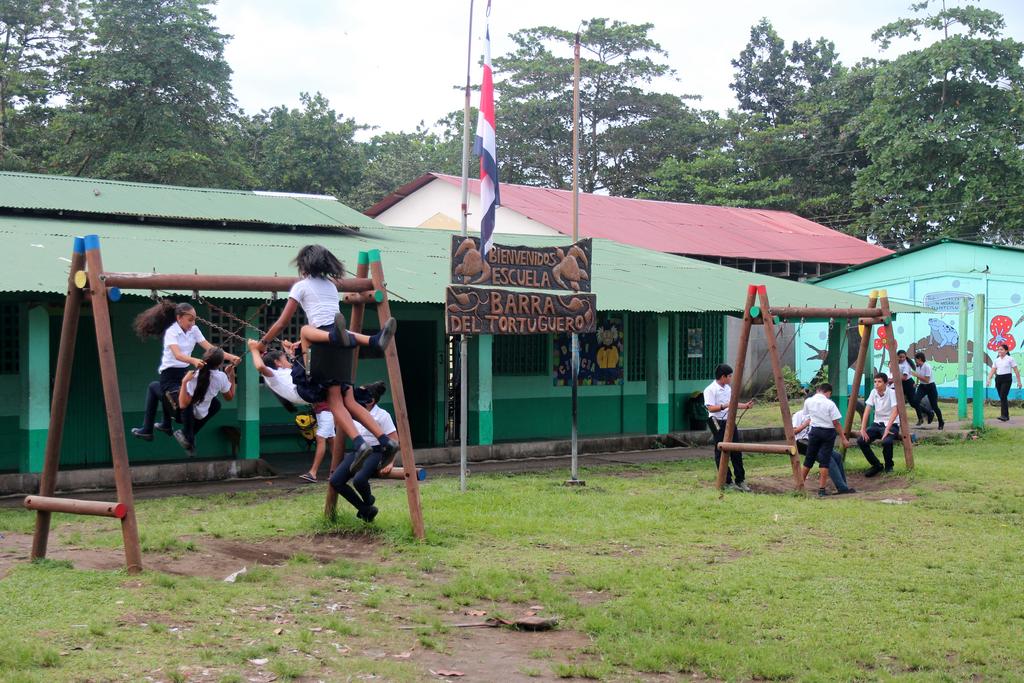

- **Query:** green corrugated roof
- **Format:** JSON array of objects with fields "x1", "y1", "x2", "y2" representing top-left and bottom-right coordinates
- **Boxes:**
[
  {"x1": 0, "y1": 216, "x2": 924, "y2": 313},
  {"x1": 0, "y1": 171, "x2": 382, "y2": 230}
]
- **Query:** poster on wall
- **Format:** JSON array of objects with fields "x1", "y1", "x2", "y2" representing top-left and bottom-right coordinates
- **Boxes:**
[
  {"x1": 686, "y1": 328, "x2": 704, "y2": 358},
  {"x1": 553, "y1": 317, "x2": 623, "y2": 386}
]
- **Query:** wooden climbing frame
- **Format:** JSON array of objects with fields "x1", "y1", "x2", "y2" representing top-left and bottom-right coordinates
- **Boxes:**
[
  {"x1": 28, "y1": 236, "x2": 424, "y2": 574},
  {"x1": 715, "y1": 285, "x2": 913, "y2": 492}
]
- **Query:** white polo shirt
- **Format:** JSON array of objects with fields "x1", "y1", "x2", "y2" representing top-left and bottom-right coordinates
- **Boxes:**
[
  {"x1": 265, "y1": 367, "x2": 304, "y2": 405},
  {"x1": 898, "y1": 359, "x2": 913, "y2": 381},
  {"x1": 185, "y1": 369, "x2": 232, "y2": 420},
  {"x1": 803, "y1": 393, "x2": 841, "y2": 428},
  {"x1": 916, "y1": 361, "x2": 935, "y2": 384},
  {"x1": 993, "y1": 355, "x2": 1018, "y2": 376},
  {"x1": 288, "y1": 277, "x2": 339, "y2": 328},
  {"x1": 159, "y1": 322, "x2": 206, "y2": 372},
  {"x1": 792, "y1": 409, "x2": 810, "y2": 441},
  {"x1": 355, "y1": 404, "x2": 397, "y2": 447},
  {"x1": 703, "y1": 380, "x2": 731, "y2": 420},
  {"x1": 866, "y1": 386, "x2": 900, "y2": 426}
]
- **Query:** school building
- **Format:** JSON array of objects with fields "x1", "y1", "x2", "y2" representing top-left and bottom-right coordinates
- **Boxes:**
[
  {"x1": 796, "y1": 239, "x2": 1024, "y2": 400},
  {"x1": 0, "y1": 171, "x2": 910, "y2": 475}
]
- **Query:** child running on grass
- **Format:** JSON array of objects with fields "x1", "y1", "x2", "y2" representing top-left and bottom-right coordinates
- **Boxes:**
[
  {"x1": 257, "y1": 245, "x2": 398, "y2": 472},
  {"x1": 330, "y1": 381, "x2": 397, "y2": 523},
  {"x1": 248, "y1": 339, "x2": 334, "y2": 482},
  {"x1": 131, "y1": 300, "x2": 239, "y2": 442},
  {"x1": 175, "y1": 347, "x2": 235, "y2": 457}
]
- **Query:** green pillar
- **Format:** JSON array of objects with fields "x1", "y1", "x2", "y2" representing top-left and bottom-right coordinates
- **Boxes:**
[
  {"x1": 469, "y1": 335, "x2": 493, "y2": 445},
  {"x1": 972, "y1": 293, "x2": 986, "y2": 428},
  {"x1": 827, "y1": 321, "x2": 849, "y2": 418},
  {"x1": 645, "y1": 315, "x2": 670, "y2": 434},
  {"x1": 238, "y1": 306, "x2": 261, "y2": 459},
  {"x1": 19, "y1": 305, "x2": 50, "y2": 472},
  {"x1": 958, "y1": 296, "x2": 969, "y2": 420}
]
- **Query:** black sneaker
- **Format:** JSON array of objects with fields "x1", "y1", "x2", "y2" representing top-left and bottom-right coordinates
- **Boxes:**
[
  {"x1": 130, "y1": 427, "x2": 153, "y2": 442},
  {"x1": 330, "y1": 312, "x2": 352, "y2": 347},
  {"x1": 348, "y1": 440, "x2": 374, "y2": 474},
  {"x1": 154, "y1": 422, "x2": 173, "y2": 435},
  {"x1": 357, "y1": 505, "x2": 379, "y2": 523},
  {"x1": 937, "y1": 419, "x2": 944, "y2": 431},
  {"x1": 818, "y1": 488, "x2": 830, "y2": 497},
  {"x1": 837, "y1": 488, "x2": 857, "y2": 494},
  {"x1": 883, "y1": 466, "x2": 894, "y2": 474},
  {"x1": 927, "y1": 413, "x2": 934, "y2": 425},
  {"x1": 377, "y1": 439, "x2": 399, "y2": 471},
  {"x1": 374, "y1": 318, "x2": 397, "y2": 350},
  {"x1": 864, "y1": 466, "x2": 883, "y2": 478}
]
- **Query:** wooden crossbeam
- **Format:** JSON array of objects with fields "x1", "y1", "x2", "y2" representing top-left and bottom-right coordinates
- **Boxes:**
[{"x1": 25, "y1": 496, "x2": 126, "y2": 518}]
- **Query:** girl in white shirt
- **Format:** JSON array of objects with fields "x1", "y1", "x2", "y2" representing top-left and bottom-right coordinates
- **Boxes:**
[
  {"x1": 130, "y1": 301, "x2": 239, "y2": 442},
  {"x1": 175, "y1": 347, "x2": 236, "y2": 456},
  {"x1": 258, "y1": 245, "x2": 400, "y2": 476},
  {"x1": 987, "y1": 343, "x2": 1022, "y2": 421},
  {"x1": 912, "y1": 351, "x2": 944, "y2": 430}
]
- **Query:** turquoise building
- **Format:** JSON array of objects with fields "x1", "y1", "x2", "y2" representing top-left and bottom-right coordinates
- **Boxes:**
[{"x1": 797, "y1": 239, "x2": 1024, "y2": 401}]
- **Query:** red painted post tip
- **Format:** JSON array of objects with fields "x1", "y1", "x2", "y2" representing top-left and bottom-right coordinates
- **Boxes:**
[
  {"x1": 746, "y1": 285, "x2": 757, "y2": 294},
  {"x1": 757, "y1": 285, "x2": 768, "y2": 295},
  {"x1": 112, "y1": 503, "x2": 128, "y2": 519}
]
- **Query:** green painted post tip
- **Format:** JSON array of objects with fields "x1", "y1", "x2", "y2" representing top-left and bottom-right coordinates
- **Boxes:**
[
  {"x1": 357, "y1": 251, "x2": 369, "y2": 265},
  {"x1": 374, "y1": 290, "x2": 385, "y2": 302},
  {"x1": 749, "y1": 306, "x2": 761, "y2": 318},
  {"x1": 368, "y1": 249, "x2": 381, "y2": 263}
]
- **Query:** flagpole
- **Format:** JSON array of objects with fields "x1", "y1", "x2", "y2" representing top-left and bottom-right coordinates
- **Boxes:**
[
  {"x1": 458, "y1": 0, "x2": 475, "y2": 493},
  {"x1": 567, "y1": 31, "x2": 584, "y2": 487}
]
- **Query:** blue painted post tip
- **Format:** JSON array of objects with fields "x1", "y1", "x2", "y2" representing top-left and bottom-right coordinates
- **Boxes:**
[
  {"x1": 73, "y1": 236, "x2": 86, "y2": 254},
  {"x1": 83, "y1": 234, "x2": 101, "y2": 250},
  {"x1": 417, "y1": 468, "x2": 427, "y2": 481},
  {"x1": 108, "y1": 287, "x2": 122, "y2": 302}
]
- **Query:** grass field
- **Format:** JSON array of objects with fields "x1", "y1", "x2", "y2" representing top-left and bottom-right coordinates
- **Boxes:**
[{"x1": 1, "y1": 429, "x2": 1023, "y2": 681}]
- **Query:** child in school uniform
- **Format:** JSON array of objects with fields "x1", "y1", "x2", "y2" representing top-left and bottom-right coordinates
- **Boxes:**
[
  {"x1": 987, "y1": 343, "x2": 1022, "y2": 421},
  {"x1": 896, "y1": 349, "x2": 926, "y2": 425},
  {"x1": 858, "y1": 372, "x2": 901, "y2": 476},
  {"x1": 329, "y1": 381, "x2": 397, "y2": 523},
  {"x1": 912, "y1": 351, "x2": 944, "y2": 430},
  {"x1": 257, "y1": 245, "x2": 399, "y2": 475},
  {"x1": 704, "y1": 364, "x2": 754, "y2": 492},
  {"x1": 800, "y1": 383, "x2": 851, "y2": 497},
  {"x1": 248, "y1": 339, "x2": 333, "y2": 482},
  {"x1": 175, "y1": 347, "x2": 235, "y2": 456},
  {"x1": 130, "y1": 301, "x2": 239, "y2": 441},
  {"x1": 792, "y1": 409, "x2": 855, "y2": 494}
]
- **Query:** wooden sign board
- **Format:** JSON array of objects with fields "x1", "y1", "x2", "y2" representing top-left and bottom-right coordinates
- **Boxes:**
[
  {"x1": 445, "y1": 286, "x2": 597, "y2": 335},
  {"x1": 450, "y1": 235, "x2": 592, "y2": 292}
]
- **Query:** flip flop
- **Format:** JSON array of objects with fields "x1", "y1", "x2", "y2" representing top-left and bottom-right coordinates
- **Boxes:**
[{"x1": 298, "y1": 473, "x2": 317, "y2": 483}]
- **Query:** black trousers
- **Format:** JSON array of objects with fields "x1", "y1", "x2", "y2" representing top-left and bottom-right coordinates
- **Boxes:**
[
  {"x1": 996, "y1": 374, "x2": 1012, "y2": 419},
  {"x1": 708, "y1": 418, "x2": 744, "y2": 484},
  {"x1": 918, "y1": 383, "x2": 942, "y2": 423},
  {"x1": 330, "y1": 447, "x2": 382, "y2": 513},
  {"x1": 181, "y1": 397, "x2": 221, "y2": 447},
  {"x1": 902, "y1": 378, "x2": 925, "y2": 421},
  {"x1": 140, "y1": 367, "x2": 188, "y2": 432},
  {"x1": 857, "y1": 422, "x2": 900, "y2": 469}
]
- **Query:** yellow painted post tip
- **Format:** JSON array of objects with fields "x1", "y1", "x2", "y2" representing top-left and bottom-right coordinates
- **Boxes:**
[
  {"x1": 879, "y1": 289, "x2": 888, "y2": 297},
  {"x1": 869, "y1": 289, "x2": 879, "y2": 297},
  {"x1": 73, "y1": 271, "x2": 88, "y2": 289}
]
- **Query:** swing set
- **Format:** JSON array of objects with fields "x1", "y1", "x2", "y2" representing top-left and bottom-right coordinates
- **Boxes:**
[
  {"x1": 715, "y1": 285, "x2": 914, "y2": 491},
  {"x1": 25, "y1": 235, "x2": 424, "y2": 574}
]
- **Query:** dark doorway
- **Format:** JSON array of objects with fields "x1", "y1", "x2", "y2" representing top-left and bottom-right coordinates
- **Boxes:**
[
  {"x1": 50, "y1": 314, "x2": 110, "y2": 468},
  {"x1": 394, "y1": 321, "x2": 438, "y2": 448}
]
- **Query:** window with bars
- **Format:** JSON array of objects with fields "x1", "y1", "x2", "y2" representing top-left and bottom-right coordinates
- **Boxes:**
[
  {"x1": 262, "y1": 301, "x2": 303, "y2": 348},
  {"x1": 0, "y1": 304, "x2": 19, "y2": 375},
  {"x1": 627, "y1": 314, "x2": 646, "y2": 381},
  {"x1": 678, "y1": 312, "x2": 724, "y2": 380},
  {"x1": 493, "y1": 334, "x2": 547, "y2": 376},
  {"x1": 201, "y1": 304, "x2": 249, "y2": 355}
]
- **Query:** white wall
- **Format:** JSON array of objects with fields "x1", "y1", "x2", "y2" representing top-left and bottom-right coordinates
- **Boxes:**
[{"x1": 375, "y1": 179, "x2": 562, "y2": 237}]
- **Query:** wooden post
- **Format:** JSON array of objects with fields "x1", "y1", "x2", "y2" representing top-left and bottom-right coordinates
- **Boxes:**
[
  {"x1": 368, "y1": 250, "x2": 425, "y2": 539},
  {"x1": 31, "y1": 238, "x2": 86, "y2": 561},
  {"x1": 756, "y1": 286, "x2": 802, "y2": 489},
  {"x1": 717, "y1": 285, "x2": 757, "y2": 490},
  {"x1": 879, "y1": 291, "x2": 913, "y2": 469},
  {"x1": 324, "y1": 252, "x2": 370, "y2": 519},
  {"x1": 844, "y1": 291, "x2": 879, "y2": 442},
  {"x1": 84, "y1": 235, "x2": 143, "y2": 573}
]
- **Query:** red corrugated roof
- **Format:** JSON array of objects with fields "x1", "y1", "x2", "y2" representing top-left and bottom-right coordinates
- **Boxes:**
[{"x1": 369, "y1": 173, "x2": 891, "y2": 265}]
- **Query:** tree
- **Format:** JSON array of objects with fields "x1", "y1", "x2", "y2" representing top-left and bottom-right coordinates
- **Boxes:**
[
  {"x1": 48, "y1": 0, "x2": 249, "y2": 186},
  {"x1": 491, "y1": 18, "x2": 708, "y2": 196},
  {"x1": 851, "y1": 2, "x2": 1024, "y2": 246},
  {"x1": 241, "y1": 92, "x2": 363, "y2": 198},
  {"x1": 0, "y1": 0, "x2": 80, "y2": 168},
  {"x1": 343, "y1": 125, "x2": 462, "y2": 211}
]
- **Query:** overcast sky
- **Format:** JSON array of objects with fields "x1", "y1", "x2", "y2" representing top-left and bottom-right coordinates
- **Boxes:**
[{"x1": 212, "y1": 0, "x2": 1024, "y2": 137}]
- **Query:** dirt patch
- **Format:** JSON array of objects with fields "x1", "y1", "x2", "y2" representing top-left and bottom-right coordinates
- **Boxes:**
[
  {"x1": 0, "y1": 531, "x2": 382, "y2": 579},
  {"x1": 729, "y1": 471, "x2": 916, "y2": 501}
]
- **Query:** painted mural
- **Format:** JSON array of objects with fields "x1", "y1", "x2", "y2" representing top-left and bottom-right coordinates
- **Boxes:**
[{"x1": 553, "y1": 317, "x2": 623, "y2": 386}]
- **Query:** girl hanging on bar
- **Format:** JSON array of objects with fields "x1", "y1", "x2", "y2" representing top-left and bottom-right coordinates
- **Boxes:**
[{"x1": 175, "y1": 347, "x2": 235, "y2": 456}]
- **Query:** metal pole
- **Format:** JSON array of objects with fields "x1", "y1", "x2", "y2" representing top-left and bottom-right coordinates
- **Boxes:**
[
  {"x1": 973, "y1": 293, "x2": 986, "y2": 428},
  {"x1": 568, "y1": 31, "x2": 583, "y2": 486},
  {"x1": 958, "y1": 295, "x2": 969, "y2": 420},
  {"x1": 458, "y1": 0, "x2": 475, "y2": 493}
]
